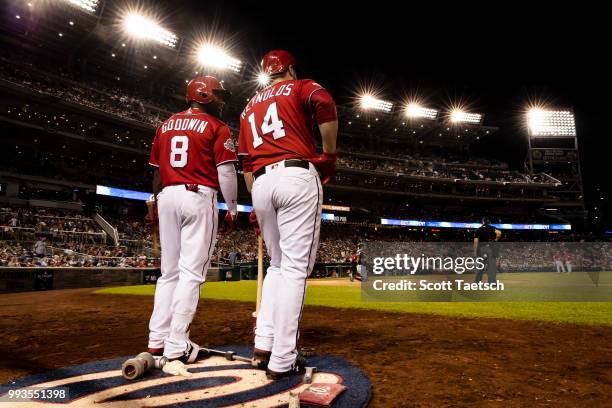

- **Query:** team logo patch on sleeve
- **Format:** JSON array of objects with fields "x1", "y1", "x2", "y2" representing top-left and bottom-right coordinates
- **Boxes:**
[{"x1": 224, "y1": 138, "x2": 236, "y2": 152}]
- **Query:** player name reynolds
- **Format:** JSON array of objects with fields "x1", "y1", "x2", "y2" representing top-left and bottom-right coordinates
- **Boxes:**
[{"x1": 372, "y1": 279, "x2": 505, "y2": 291}]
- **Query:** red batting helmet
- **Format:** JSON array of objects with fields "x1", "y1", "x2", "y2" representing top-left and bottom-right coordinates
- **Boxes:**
[
  {"x1": 185, "y1": 76, "x2": 231, "y2": 105},
  {"x1": 261, "y1": 50, "x2": 296, "y2": 75}
]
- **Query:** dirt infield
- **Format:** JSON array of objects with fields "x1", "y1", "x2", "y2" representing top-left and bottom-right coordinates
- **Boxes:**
[{"x1": 1, "y1": 289, "x2": 611, "y2": 407}]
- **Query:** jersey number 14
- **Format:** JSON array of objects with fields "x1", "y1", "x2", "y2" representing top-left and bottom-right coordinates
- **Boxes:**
[{"x1": 248, "y1": 102, "x2": 286, "y2": 148}]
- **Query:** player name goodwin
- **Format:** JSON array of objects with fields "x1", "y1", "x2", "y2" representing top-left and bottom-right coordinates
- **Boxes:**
[{"x1": 371, "y1": 279, "x2": 505, "y2": 291}]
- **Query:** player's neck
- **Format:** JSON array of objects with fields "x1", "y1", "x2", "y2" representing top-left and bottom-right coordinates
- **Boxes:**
[{"x1": 271, "y1": 73, "x2": 295, "y2": 86}]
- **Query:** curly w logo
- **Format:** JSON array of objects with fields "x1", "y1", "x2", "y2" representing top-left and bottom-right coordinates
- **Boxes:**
[{"x1": 0, "y1": 346, "x2": 371, "y2": 407}]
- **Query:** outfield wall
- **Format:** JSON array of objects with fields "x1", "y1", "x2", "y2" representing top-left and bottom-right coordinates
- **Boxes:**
[
  {"x1": 0, "y1": 262, "x2": 355, "y2": 293},
  {"x1": 0, "y1": 267, "x2": 222, "y2": 293}
]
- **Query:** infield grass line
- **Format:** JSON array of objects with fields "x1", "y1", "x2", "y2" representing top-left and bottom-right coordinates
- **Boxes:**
[{"x1": 95, "y1": 279, "x2": 612, "y2": 326}]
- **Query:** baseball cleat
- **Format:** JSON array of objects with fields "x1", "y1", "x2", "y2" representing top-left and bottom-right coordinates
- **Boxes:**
[
  {"x1": 265, "y1": 354, "x2": 308, "y2": 380},
  {"x1": 252, "y1": 348, "x2": 272, "y2": 369},
  {"x1": 167, "y1": 341, "x2": 201, "y2": 364}
]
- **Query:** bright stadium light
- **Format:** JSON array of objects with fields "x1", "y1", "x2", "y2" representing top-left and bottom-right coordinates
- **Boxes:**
[
  {"x1": 405, "y1": 103, "x2": 438, "y2": 120},
  {"x1": 360, "y1": 95, "x2": 393, "y2": 113},
  {"x1": 196, "y1": 45, "x2": 242, "y2": 72},
  {"x1": 123, "y1": 13, "x2": 178, "y2": 48},
  {"x1": 63, "y1": 0, "x2": 100, "y2": 14},
  {"x1": 450, "y1": 109, "x2": 482, "y2": 124},
  {"x1": 257, "y1": 72, "x2": 270, "y2": 87},
  {"x1": 527, "y1": 108, "x2": 576, "y2": 137}
]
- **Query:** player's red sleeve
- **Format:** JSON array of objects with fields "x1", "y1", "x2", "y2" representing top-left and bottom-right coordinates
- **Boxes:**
[
  {"x1": 237, "y1": 121, "x2": 253, "y2": 172},
  {"x1": 149, "y1": 128, "x2": 160, "y2": 167},
  {"x1": 310, "y1": 88, "x2": 337, "y2": 124},
  {"x1": 299, "y1": 80, "x2": 337, "y2": 125},
  {"x1": 214, "y1": 125, "x2": 238, "y2": 166}
]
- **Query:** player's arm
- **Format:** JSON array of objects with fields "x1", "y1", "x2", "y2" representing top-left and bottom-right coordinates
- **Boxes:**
[
  {"x1": 473, "y1": 237, "x2": 479, "y2": 257},
  {"x1": 304, "y1": 83, "x2": 338, "y2": 183},
  {"x1": 243, "y1": 171, "x2": 254, "y2": 193},
  {"x1": 218, "y1": 163, "x2": 238, "y2": 214},
  {"x1": 149, "y1": 129, "x2": 162, "y2": 198},
  {"x1": 237, "y1": 122, "x2": 254, "y2": 192},
  {"x1": 214, "y1": 124, "x2": 239, "y2": 216},
  {"x1": 310, "y1": 87, "x2": 338, "y2": 154},
  {"x1": 152, "y1": 170, "x2": 162, "y2": 197},
  {"x1": 319, "y1": 120, "x2": 338, "y2": 154}
]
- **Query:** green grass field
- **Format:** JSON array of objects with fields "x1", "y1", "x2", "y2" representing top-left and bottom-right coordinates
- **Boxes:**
[{"x1": 97, "y1": 276, "x2": 612, "y2": 326}]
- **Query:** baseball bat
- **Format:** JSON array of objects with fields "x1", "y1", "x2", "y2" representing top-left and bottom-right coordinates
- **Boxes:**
[
  {"x1": 253, "y1": 235, "x2": 264, "y2": 318},
  {"x1": 146, "y1": 199, "x2": 160, "y2": 258}
]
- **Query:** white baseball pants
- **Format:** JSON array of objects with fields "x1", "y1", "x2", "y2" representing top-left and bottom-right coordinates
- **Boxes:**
[
  {"x1": 555, "y1": 260, "x2": 566, "y2": 273},
  {"x1": 252, "y1": 161, "x2": 322, "y2": 373},
  {"x1": 148, "y1": 184, "x2": 218, "y2": 359}
]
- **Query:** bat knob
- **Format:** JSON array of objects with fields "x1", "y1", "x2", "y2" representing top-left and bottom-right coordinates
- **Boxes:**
[{"x1": 122, "y1": 352, "x2": 155, "y2": 380}]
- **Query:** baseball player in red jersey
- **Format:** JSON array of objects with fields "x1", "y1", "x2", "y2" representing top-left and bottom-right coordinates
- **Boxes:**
[
  {"x1": 238, "y1": 50, "x2": 338, "y2": 379},
  {"x1": 147, "y1": 76, "x2": 238, "y2": 376}
]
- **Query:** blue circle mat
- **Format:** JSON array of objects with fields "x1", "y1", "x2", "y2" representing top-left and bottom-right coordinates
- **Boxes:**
[{"x1": 0, "y1": 345, "x2": 371, "y2": 407}]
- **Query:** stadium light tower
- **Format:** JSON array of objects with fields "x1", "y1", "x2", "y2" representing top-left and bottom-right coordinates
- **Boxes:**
[
  {"x1": 527, "y1": 108, "x2": 576, "y2": 137},
  {"x1": 524, "y1": 106, "x2": 583, "y2": 220},
  {"x1": 360, "y1": 95, "x2": 393, "y2": 113},
  {"x1": 123, "y1": 13, "x2": 178, "y2": 48},
  {"x1": 405, "y1": 103, "x2": 438, "y2": 120},
  {"x1": 449, "y1": 109, "x2": 482, "y2": 124},
  {"x1": 196, "y1": 45, "x2": 242, "y2": 73}
]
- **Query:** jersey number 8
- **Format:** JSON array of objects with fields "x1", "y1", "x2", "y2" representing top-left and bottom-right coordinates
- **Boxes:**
[
  {"x1": 170, "y1": 135, "x2": 189, "y2": 168},
  {"x1": 248, "y1": 102, "x2": 286, "y2": 148}
]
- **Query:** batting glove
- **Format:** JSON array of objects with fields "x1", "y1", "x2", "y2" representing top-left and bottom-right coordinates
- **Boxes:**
[
  {"x1": 249, "y1": 210, "x2": 261, "y2": 236},
  {"x1": 310, "y1": 152, "x2": 337, "y2": 184},
  {"x1": 162, "y1": 360, "x2": 192, "y2": 377},
  {"x1": 222, "y1": 211, "x2": 237, "y2": 234}
]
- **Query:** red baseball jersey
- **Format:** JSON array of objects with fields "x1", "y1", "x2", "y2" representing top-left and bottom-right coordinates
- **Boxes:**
[
  {"x1": 238, "y1": 79, "x2": 336, "y2": 172},
  {"x1": 149, "y1": 107, "x2": 238, "y2": 190}
]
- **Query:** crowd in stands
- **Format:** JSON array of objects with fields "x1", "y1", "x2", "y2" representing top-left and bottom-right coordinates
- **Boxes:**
[
  {"x1": 0, "y1": 54, "x2": 173, "y2": 127},
  {"x1": 339, "y1": 143, "x2": 507, "y2": 169},
  {"x1": 1, "y1": 203, "x2": 610, "y2": 269},
  {"x1": 0, "y1": 205, "x2": 157, "y2": 267},
  {"x1": 337, "y1": 156, "x2": 556, "y2": 185},
  {"x1": 0, "y1": 241, "x2": 155, "y2": 268},
  {"x1": 4, "y1": 102, "x2": 152, "y2": 150},
  {"x1": 1, "y1": 206, "x2": 104, "y2": 243}
]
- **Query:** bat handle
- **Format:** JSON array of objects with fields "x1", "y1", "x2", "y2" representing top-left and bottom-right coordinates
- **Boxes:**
[{"x1": 255, "y1": 235, "x2": 264, "y2": 317}]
